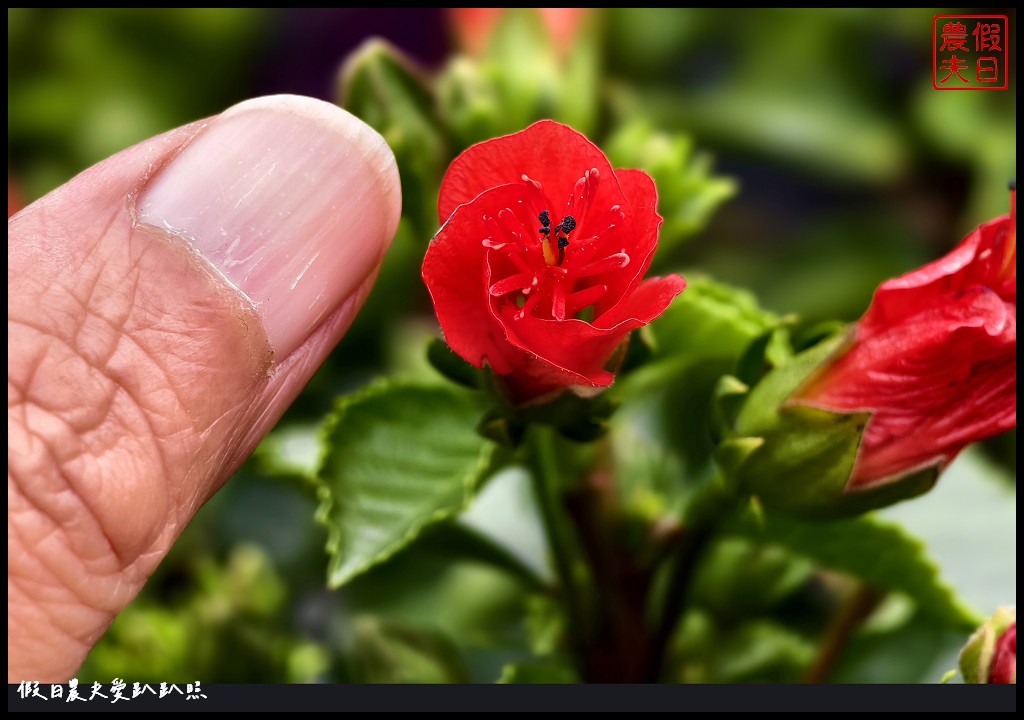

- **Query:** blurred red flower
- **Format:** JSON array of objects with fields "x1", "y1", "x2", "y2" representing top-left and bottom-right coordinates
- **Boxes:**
[
  {"x1": 448, "y1": 8, "x2": 588, "y2": 58},
  {"x1": 796, "y1": 191, "x2": 1016, "y2": 487},
  {"x1": 423, "y1": 120, "x2": 685, "y2": 403}
]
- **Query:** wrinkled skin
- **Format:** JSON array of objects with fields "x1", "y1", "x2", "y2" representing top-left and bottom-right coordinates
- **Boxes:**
[{"x1": 8, "y1": 105, "x2": 396, "y2": 680}]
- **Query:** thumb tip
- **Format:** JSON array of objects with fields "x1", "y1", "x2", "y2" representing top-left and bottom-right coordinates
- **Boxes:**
[
  {"x1": 137, "y1": 93, "x2": 402, "y2": 359},
  {"x1": 223, "y1": 94, "x2": 402, "y2": 238}
]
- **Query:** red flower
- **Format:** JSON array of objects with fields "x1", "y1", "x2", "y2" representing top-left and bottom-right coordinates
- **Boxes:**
[
  {"x1": 795, "y1": 192, "x2": 1016, "y2": 488},
  {"x1": 422, "y1": 120, "x2": 685, "y2": 403},
  {"x1": 991, "y1": 622, "x2": 1016, "y2": 684},
  {"x1": 449, "y1": 8, "x2": 589, "y2": 58}
]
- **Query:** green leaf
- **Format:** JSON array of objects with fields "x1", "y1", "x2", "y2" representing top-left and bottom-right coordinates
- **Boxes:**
[
  {"x1": 646, "y1": 276, "x2": 778, "y2": 362},
  {"x1": 610, "y1": 278, "x2": 778, "y2": 504},
  {"x1": 343, "y1": 523, "x2": 538, "y2": 651},
  {"x1": 727, "y1": 511, "x2": 980, "y2": 630},
  {"x1": 254, "y1": 421, "x2": 322, "y2": 479},
  {"x1": 710, "y1": 620, "x2": 817, "y2": 683},
  {"x1": 878, "y1": 448, "x2": 1016, "y2": 618},
  {"x1": 604, "y1": 121, "x2": 736, "y2": 254},
  {"x1": 692, "y1": 537, "x2": 814, "y2": 620},
  {"x1": 497, "y1": 661, "x2": 579, "y2": 684},
  {"x1": 316, "y1": 382, "x2": 493, "y2": 587},
  {"x1": 831, "y1": 605, "x2": 969, "y2": 684},
  {"x1": 350, "y1": 616, "x2": 468, "y2": 684}
]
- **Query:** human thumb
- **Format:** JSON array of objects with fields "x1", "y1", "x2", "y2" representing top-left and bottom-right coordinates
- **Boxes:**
[{"x1": 7, "y1": 95, "x2": 401, "y2": 681}]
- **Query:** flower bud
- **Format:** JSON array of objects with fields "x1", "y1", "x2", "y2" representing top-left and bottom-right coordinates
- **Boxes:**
[
  {"x1": 959, "y1": 608, "x2": 1016, "y2": 684},
  {"x1": 718, "y1": 193, "x2": 1016, "y2": 518}
]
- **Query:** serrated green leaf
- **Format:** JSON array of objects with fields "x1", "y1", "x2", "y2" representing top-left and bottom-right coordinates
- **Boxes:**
[
  {"x1": 497, "y1": 661, "x2": 579, "y2": 684},
  {"x1": 879, "y1": 448, "x2": 1016, "y2": 618},
  {"x1": 316, "y1": 382, "x2": 493, "y2": 587},
  {"x1": 727, "y1": 512, "x2": 980, "y2": 630},
  {"x1": 832, "y1": 607, "x2": 968, "y2": 684}
]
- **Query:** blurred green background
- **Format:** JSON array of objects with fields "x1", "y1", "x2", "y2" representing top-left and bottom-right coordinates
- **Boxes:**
[{"x1": 8, "y1": 8, "x2": 1015, "y2": 683}]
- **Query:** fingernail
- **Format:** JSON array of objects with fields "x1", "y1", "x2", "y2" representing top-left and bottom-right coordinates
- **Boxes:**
[{"x1": 138, "y1": 94, "x2": 401, "y2": 359}]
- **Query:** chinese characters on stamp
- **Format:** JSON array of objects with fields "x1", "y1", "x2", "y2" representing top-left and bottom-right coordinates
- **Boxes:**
[{"x1": 933, "y1": 15, "x2": 1009, "y2": 90}]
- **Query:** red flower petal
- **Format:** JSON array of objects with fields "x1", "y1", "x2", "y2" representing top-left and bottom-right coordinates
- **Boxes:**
[
  {"x1": 497, "y1": 274, "x2": 686, "y2": 388},
  {"x1": 438, "y1": 120, "x2": 622, "y2": 223},
  {"x1": 796, "y1": 207, "x2": 1017, "y2": 488},
  {"x1": 863, "y1": 214, "x2": 1015, "y2": 333},
  {"x1": 423, "y1": 183, "x2": 531, "y2": 375},
  {"x1": 595, "y1": 168, "x2": 662, "y2": 316}
]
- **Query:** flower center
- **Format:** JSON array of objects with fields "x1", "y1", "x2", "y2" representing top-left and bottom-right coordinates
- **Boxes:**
[
  {"x1": 538, "y1": 210, "x2": 576, "y2": 266},
  {"x1": 481, "y1": 169, "x2": 630, "y2": 322}
]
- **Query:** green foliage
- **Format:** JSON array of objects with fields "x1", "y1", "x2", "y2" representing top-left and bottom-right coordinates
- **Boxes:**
[
  {"x1": 497, "y1": 661, "x2": 579, "y2": 684},
  {"x1": 316, "y1": 382, "x2": 494, "y2": 587},
  {"x1": 611, "y1": 277, "x2": 778, "y2": 510},
  {"x1": 605, "y1": 121, "x2": 737, "y2": 256},
  {"x1": 726, "y1": 511, "x2": 980, "y2": 631},
  {"x1": 79, "y1": 546, "x2": 329, "y2": 683},
  {"x1": 831, "y1": 604, "x2": 969, "y2": 684},
  {"x1": 437, "y1": 8, "x2": 600, "y2": 148},
  {"x1": 348, "y1": 616, "x2": 468, "y2": 683},
  {"x1": 691, "y1": 537, "x2": 813, "y2": 620}
]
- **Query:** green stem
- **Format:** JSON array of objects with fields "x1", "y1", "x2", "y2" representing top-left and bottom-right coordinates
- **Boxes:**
[
  {"x1": 643, "y1": 481, "x2": 733, "y2": 682},
  {"x1": 803, "y1": 582, "x2": 882, "y2": 684},
  {"x1": 527, "y1": 426, "x2": 589, "y2": 664}
]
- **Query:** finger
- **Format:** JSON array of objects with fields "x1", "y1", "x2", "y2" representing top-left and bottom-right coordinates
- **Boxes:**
[{"x1": 8, "y1": 95, "x2": 401, "y2": 681}]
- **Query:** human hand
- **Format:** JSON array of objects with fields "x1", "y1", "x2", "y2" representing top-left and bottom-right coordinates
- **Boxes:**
[{"x1": 8, "y1": 95, "x2": 401, "y2": 681}]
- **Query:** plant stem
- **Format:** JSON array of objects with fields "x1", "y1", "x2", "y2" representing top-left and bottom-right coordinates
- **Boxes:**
[
  {"x1": 643, "y1": 482, "x2": 733, "y2": 682},
  {"x1": 527, "y1": 426, "x2": 589, "y2": 665},
  {"x1": 642, "y1": 518, "x2": 716, "y2": 682},
  {"x1": 803, "y1": 582, "x2": 882, "y2": 684},
  {"x1": 565, "y1": 464, "x2": 654, "y2": 683}
]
